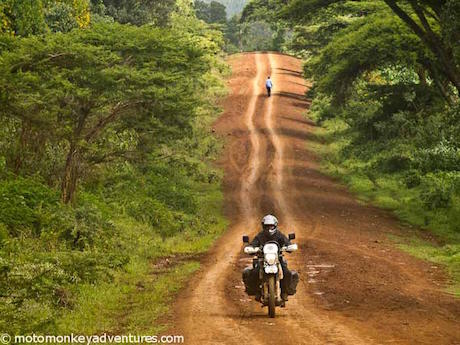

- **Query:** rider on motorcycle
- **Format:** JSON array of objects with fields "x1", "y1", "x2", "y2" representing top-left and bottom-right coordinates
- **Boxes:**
[{"x1": 242, "y1": 214, "x2": 299, "y2": 302}]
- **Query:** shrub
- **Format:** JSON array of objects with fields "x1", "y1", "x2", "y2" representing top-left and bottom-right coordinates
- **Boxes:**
[
  {"x1": 0, "y1": 177, "x2": 61, "y2": 236},
  {"x1": 44, "y1": 2, "x2": 79, "y2": 33},
  {"x1": 419, "y1": 173, "x2": 459, "y2": 209},
  {"x1": 415, "y1": 141, "x2": 460, "y2": 173},
  {"x1": 378, "y1": 153, "x2": 412, "y2": 173},
  {"x1": 403, "y1": 170, "x2": 422, "y2": 189}
]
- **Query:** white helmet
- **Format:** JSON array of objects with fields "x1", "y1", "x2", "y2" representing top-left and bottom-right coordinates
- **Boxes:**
[{"x1": 261, "y1": 214, "x2": 278, "y2": 236}]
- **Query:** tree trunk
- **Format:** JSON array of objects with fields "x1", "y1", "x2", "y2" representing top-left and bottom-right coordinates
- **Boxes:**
[
  {"x1": 416, "y1": 65, "x2": 427, "y2": 86},
  {"x1": 61, "y1": 143, "x2": 80, "y2": 204}
]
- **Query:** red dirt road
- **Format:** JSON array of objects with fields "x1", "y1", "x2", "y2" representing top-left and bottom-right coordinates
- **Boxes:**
[{"x1": 168, "y1": 53, "x2": 460, "y2": 344}]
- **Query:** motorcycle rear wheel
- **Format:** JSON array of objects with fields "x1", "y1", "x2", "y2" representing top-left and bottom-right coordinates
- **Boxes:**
[{"x1": 268, "y1": 275, "x2": 276, "y2": 318}]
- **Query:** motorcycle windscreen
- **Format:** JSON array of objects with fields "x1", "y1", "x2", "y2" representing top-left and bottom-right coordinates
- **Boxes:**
[{"x1": 263, "y1": 243, "x2": 279, "y2": 254}]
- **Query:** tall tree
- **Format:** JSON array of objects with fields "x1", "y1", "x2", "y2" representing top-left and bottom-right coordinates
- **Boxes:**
[
  {"x1": 383, "y1": 0, "x2": 460, "y2": 94},
  {"x1": 95, "y1": 0, "x2": 176, "y2": 26},
  {"x1": 276, "y1": 0, "x2": 459, "y2": 95},
  {"x1": 209, "y1": 1, "x2": 227, "y2": 23},
  {"x1": 0, "y1": 23, "x2": 211, "y2": 203},
  {"x1": 194, "y1": 1, "x2": 227, "y2": 24}
]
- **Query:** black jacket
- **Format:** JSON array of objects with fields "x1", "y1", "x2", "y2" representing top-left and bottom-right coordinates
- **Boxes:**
[{"x1": 250, "y1": 229, "x2": 291, "y2": 248}]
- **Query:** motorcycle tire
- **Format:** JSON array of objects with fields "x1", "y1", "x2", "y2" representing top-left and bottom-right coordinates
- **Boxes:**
[{"x1": 268, "y1": 275, "x2": 276, "y2": 318}]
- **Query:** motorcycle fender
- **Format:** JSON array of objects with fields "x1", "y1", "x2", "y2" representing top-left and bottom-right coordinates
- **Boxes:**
[
  {"x1": 276, "y1": 279, "x2": 282, "y2": 302},
  {"x1": 262, "y1": 275, "x2": 282, "y2": 303},
  {"x1": 278, "y1": 262, "x2": 284, "y2": 280}
]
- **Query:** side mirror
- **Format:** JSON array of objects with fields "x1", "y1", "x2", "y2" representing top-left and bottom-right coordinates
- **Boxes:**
[
  {"x1": 242, "y1": 235, "x2": 249, "y2": 243},
  {"x1": 288, "y1": 233, "x2": 295, "y2": 240}
]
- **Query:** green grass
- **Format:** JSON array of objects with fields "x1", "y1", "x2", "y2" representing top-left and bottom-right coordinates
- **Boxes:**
[
  {"x1": 396, "y1": 238, "x2": 460, "y2": 296},
  {"x1": 54, "y1": 179, "x2": 227, "y2": 334},
  {"x1": 309, "y1": 116, "x2": 460, "y2": 296},
  {"x1": 56, "y1": 260, "x2": 200, "y2": 334}
]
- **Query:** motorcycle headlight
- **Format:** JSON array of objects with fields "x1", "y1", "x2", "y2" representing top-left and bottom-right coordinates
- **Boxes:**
[
  {"x1": 265, "y1": 253, "x2": 277, "y2": 265},
  {"x1": 264, "y1": 265, "x2": 278, "y2": 274}
]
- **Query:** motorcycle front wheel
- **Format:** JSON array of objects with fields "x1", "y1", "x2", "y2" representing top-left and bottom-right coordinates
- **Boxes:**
[{"x1": 268, "y1": 275, "x2": 276, "y2": 318}]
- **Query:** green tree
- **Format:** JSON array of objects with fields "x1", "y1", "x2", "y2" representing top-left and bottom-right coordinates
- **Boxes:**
[
  {"x1": 224, "y1": 15, "x2": 242, "y2": 51},
  {"x1": 194, "y1": 1, "x2": 227, "y2": 24},
  {"x1": 278, "y1": 0, "x2": 460, "y2": 96},
  {"x1": 383, "y1": 0, "x2": 460, "y2": 94},
  {"x1": 44, "y1": 2, "x2": 79, "y2": 33},
  {"x1": 0, "y1": 0, "x2": 47, "y2": 36},
  {"x1": 195, "y1": 0, "x2": 211, "y2": 22},
  {"x1": 0, "y1": 23, "x2": 212, "y2": 203},
  {"x1": 209, "y1": 1, "x2": 227, "y2": 23},
  {"x1": 0, "y1": 0, "x2": 90, "y2": 36},
  {"x1": 91, "y1": 0, "x2": 176, "y2": 26},
  {"x1": 307, "y1": 12, "x2": 427, "y2": 103}
]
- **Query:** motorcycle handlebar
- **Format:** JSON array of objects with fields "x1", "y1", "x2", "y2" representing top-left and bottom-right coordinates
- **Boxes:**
[{"x1": 243, "y1": 246, "x2": 260, "y2": 254}]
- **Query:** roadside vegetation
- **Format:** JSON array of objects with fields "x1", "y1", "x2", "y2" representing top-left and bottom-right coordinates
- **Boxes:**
[
  {"x1": 194, "y1": 0, "x2": 285, "y2": 52},
  {"x1": 241, "y1": 0, "x2": 459, "y2": 294},
  {"x1": 0, "y1": 0, "x2": 228, "y2": 334}
]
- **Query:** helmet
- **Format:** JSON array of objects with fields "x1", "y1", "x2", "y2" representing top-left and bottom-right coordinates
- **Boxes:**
[{"x1": 261, "y1": 214, "x2": 278, "y2": 236}]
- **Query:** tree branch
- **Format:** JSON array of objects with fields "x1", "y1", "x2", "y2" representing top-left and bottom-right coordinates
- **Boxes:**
[
  {"x1": 384, "y1": 0, "x2": 460, "y2": 93},
  {"x1": 10, "y1": 53, "x2": 75, "y2": 73},
  {"x1": 87, "y1": 150, "x2": 138, "y2": 165},
  {"x1": 383, "y1": 1, "x2": 427, "y2": 44},
  {"x1": 84, "y1": 100, "x2": 142, "y2": 143},
  {"x1": 408, "y1": 1, "x2": 440, "y2": 42}
]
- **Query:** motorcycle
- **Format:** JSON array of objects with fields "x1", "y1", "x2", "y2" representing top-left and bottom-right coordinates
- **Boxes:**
[{"x1": 242, "y1": 233, "x2": 298, "y2": 318}]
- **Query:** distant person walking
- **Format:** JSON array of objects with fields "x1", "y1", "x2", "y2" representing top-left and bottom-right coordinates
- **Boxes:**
[{"x1": 265, "y1": 76, "x2": 273, "y2": 97}]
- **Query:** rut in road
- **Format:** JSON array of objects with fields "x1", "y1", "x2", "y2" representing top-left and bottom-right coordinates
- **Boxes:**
[{"x1": 169, "y1": 52, "x2": 460, "y2": 345}]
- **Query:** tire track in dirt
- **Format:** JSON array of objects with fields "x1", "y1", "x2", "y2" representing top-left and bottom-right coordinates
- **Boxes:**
[
  {"x1": 264, "y1": 53, "x2": 289, "y2": 224},
  {"x1": 256, "y1": 53, "x2": 375, "y2": 345},
  {"x1": 240, "y1": 53, "x2": 264, "y2": 225},
  {"x1": 263, "y1": 53, "x2": 459, "y2": 345},
  {"x1": 168, "y1": 53, "x2": 268, "y2": 345}
]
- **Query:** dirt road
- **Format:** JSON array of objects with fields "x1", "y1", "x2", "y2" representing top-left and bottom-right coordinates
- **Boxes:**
[{"x1": 168, "y1": 53, "x2": 460, "y2": 344}]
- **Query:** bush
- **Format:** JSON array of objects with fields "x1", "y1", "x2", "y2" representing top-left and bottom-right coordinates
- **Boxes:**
[
  {"x1": 419, "y1": 173, "x2": 459, "y2": 209},
  {"x1": 0, "y1": 177, "x2": 61, "y2": 236},
  {"x1": 0, "y1": 223, "x2": 7, "y2": 244},
  {"x1": 377, "y1": 153, "x2": 412, "y2": 173},
  {"x1": 403, "y1": 170, "x2": 422, "y2": 189},
  {"x1": 415, "y1": 141, "x2": 460, "y2": 173},
  {"x1": 44, "y1": 2, "x2": 79, "y2": 33}
]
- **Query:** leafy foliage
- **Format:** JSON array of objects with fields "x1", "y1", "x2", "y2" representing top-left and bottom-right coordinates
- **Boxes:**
[
  {"x1": 247, "y1": 0, "x2": 460, "y2": 288},
  {"x1": 203, "y1": 0, "x2": 248, "y2": 18},
  {"x1": 0, "y1": 22, "x2": 216, "y2": 203},
  {"x1": 195, "y1": 0, "x2": 227, "y2": 24},
  {"x1": 0, "y1": 0, "x2": 90, "y2": 36},
  {"x1": 0, "y1": 0, "x2": 228, "y2": 333},
  {"x1": 92, "y1": 0, "x2": 176, "y2": 26}
]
